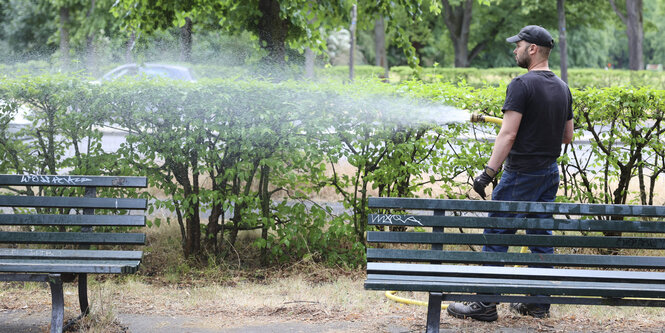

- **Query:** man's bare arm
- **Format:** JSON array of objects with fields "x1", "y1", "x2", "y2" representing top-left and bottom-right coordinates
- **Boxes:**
[
  {"x1": 562, "y1": 119, "x2": 574, "y2": 144},
  {"x1": 487, "y1": 110, "x2": 522, "y2": 171}
]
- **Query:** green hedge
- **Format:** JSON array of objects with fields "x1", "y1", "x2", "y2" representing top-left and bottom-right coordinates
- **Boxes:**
[
  {"x1": 390, "y1": 66, "x2": 665, "y2": 89},
  {"x1": 4, "y1": 61, "x2": 661, "y2": 89},
  {"x1": 1, "y1": 75, "x2": 663, "y2": 267},
  {"x1": 0, "y1": 60, "x2": 55, "y2": 78}
]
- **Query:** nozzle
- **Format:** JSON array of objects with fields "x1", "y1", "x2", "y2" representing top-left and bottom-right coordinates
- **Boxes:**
[
  {"x1": 469, "y1": 113, "x2": 503, "y2": 126},
  {"x1": 470, "y1": 113, "x2": 485, "y2": 123}
]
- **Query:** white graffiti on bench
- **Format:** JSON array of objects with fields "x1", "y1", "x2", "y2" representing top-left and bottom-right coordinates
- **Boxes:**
[
  {"x1": 21, "y1": 174, "x2": 93, "y2": 185},
  {"x1": 372, "y1": 214, "x2": 423, "y2": 226},
  {"x1": 4, "y1": 249, "x2": 57, "y2": 256}
]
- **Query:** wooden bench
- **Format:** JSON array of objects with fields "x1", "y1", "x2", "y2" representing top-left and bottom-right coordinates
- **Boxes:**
[
  {"x1": 365, "y1": 197, "x2": 665, "y2": 333},
  {"x1": 0, "y1": 174, "x2": 147, "y2": 333}
]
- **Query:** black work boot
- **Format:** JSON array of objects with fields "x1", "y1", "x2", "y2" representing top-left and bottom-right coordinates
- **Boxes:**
[
  {"x1": 447, "y1": 302, "x2": 498, "y2": 322},
  {"x1": 509, "y1": 303, "x2": 550, "y2": 318}
]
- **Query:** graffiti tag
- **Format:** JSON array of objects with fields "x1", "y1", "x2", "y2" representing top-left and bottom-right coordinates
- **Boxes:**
[
  {"x1": 372, "y1": 214, "x2": 423, "y2": 226},
  {"x1": 20, "y1": 174, "x2": 93, "y2": 185}
]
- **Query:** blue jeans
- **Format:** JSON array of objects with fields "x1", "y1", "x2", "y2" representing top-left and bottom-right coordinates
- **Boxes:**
[{"x1": 482, "y1": 162, "x2": 560, "y2": 310}]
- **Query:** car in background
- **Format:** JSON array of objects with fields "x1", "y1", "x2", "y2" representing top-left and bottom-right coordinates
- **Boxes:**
[{"x1": 100, "y1": 63, "x2": 195, "y2": 82}]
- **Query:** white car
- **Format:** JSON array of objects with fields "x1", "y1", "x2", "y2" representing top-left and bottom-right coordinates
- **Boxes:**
[{"x1": 100, "y1": 63, "x2": 195, "y2": 82}]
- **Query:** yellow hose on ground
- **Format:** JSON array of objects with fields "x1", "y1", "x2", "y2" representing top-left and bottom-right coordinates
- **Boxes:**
[{"x1": 385, "y1": 290, "x2": 449, "y2": 309}]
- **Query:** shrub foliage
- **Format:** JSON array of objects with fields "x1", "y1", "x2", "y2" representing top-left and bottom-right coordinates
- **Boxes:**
[{"x1": 1, "y1": 74, "x2": 663, "y2": 267}]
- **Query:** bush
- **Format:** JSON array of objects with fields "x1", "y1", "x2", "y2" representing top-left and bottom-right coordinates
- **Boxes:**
[
  {"x1": 0, "y1": 60, "x2": 56, "y2": 78},
  {"x1": 1, "y1": 73, "x2": 663, "y2": 269},
  {"x1": 389, "y1": 66, "x2": 665, "y2": 89}
]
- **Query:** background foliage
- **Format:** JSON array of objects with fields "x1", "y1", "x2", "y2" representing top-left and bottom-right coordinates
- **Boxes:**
[{"x1": 1, "y1": 0, "x2": 664, "y2": 73}]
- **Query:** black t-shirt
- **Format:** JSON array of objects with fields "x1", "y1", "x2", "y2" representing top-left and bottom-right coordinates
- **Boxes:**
[{"x1": 502, "y1": 70, "x2": 573, "y2": 171}]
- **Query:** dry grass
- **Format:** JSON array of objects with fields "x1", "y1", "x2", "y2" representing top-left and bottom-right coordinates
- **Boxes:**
[{"x1": 3, "y1": 268, "x2": 665, "y2": 332}]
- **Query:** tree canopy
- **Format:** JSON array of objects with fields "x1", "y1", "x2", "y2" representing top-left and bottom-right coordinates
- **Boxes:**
[{"x1": 0, "y1": 0, "x2": 662, "y2": 71}]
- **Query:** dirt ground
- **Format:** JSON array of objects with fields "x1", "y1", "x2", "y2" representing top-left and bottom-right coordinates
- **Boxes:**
[{"x1": 3, "y1": 271, "x2": 665, "y2": 333}]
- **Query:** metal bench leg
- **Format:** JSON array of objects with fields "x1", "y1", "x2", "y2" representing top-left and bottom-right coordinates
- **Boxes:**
[
  {"x1": 426, "y1": 292, "x2": 442, "y2": 333},
  {"x1": 78, "y1": 273, "x2": 90, "y2": 315},
  {"x1": 48, "y1": 274, "x2": 64, "y2": 333},
  {"x1": 60, "y1": 274, "x2": 91, "y2": 331}
]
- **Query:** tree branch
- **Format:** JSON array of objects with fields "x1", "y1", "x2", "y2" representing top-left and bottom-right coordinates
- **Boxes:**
[
  {"x1": 468, "y1": 3, "x2": 518, "y2": 62},
  {"x1": 610, "y1": 0, "x2": 627, "y2": 24}
]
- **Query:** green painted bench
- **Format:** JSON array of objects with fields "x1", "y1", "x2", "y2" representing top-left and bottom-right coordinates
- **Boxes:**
[
  {"x1": 0, "y1": 174, "x2": 147, "y2": 333},
  {"x1": 365, "y1": 197, "x2": 665, "y2": 333}
]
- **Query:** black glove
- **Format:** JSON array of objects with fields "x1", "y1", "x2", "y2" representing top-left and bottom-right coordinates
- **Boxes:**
[{"x1": 473, "y1": 165, "x2": 500, "y2": 199}]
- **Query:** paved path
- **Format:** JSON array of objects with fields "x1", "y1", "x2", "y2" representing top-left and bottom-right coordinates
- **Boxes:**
[
  {"x1": 0, "y1": 310, "x2": 45, "y2": 333},
  {"x1": 0, "y1": 310, "x2": 413, "y2": 333}
]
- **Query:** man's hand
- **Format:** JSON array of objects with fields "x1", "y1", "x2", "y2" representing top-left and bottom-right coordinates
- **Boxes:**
[{"x1": 473, "y1": 166, "x2": 499, "y2": 199}]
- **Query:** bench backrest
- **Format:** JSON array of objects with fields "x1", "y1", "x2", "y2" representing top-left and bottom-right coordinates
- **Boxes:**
[
  {"x1": 0, "y1": 175, "x2": 147, "y2": 248},
  {"x1": 367, "y1": 198, "x2": 665, "y2": 269}
]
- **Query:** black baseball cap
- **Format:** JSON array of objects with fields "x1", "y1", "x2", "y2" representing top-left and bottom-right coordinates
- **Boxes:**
[{"x1": 506, "y1": 25, "x2": 554, "y2": 48}]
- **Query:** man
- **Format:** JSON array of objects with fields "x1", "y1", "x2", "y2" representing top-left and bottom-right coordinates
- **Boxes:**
[{"x1": 446, "y1": 25, "x2": 574, "y2": 322}]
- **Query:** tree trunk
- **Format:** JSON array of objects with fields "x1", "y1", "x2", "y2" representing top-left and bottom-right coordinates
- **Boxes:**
[
  {"x1": 257, "y1": 0, "x2": 289, "y2": 66},
  {"x1": 59, "y1": 6, "x2": 70, "y2": 70},
  {"x1": 180, "y1": 17, "x2": 193, "y2": 62},
  {"x1": 188, "y1": 144, "x2": 202, "y2": 259},
  {"x1": 441, "y1": 0, "x2": 473, "y2": 68},
  {"x1": 259, "y1": 165, "x2": 271, "y2": 266},
  {"x1": 349, "y1": 5, "x2": 357, "y2": 81},
  {"x1": 412, "y1": 41, "x2": 425, "y2": 65},
  {"x1": 205, "y1": 192, "x2": 224, "y2": 254},
  {"x1": 183, "y1": 172, "x2": 201, "y2": 259},
  {"x1": 558, "y1": 0, "x2": 568, "y2": 83},
  {"x1": 169, "y1": 154, "x2": 201, "y2": 259},
  {"x1": 184, "y1": 213, "x2": 201, "y2": 258},
  {"x1": 304, "y1": 2, "x2": 316, "y2": 79},
  {"x1": 625, "y1": 0, "x2": 644, "y2": 70},
  {"x1": 304, "y1": 48, "x2": 315, "y2": 78},
  {"x1": 86, "y1": 35, "x2": 97, "y2": 75},
  {"x1": 374, "y1": 16, "x2": 389, "y2": 79},
  {"x1": 610, "y1": 0, "x2": 644, "y2": 70},
  {"x1": 86, "y1": 0, "x2": 98, "y2": 77}
]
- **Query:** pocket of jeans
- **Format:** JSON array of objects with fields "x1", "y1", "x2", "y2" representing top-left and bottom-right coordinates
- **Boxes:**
[
  {"x1": 552, "y1": 173, "x2": 560, "y2": 187},
  {"x1": 512, "y1": 172, "x2": 550, "y2": 201}
]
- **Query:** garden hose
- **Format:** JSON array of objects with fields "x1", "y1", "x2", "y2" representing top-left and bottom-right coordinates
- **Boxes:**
[
  {"x1": 470, "y1": 113, "x2": 503, "y2": 125},
  {"x1": 385, "y1": 290, "x2": 448, "y2": 309}
]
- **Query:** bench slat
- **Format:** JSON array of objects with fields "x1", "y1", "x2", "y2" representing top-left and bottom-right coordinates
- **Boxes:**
[
  {"x1": 0, "y1": 248, "x2": 143, "y2": 260},
  {"x1": 366, "y1": 249, "x2": 665, "y2": 269},
  {"x1": 365, "y1": 274, "x2": 665, "y2": 298},
  {"x1": 0, "y1": 214, "x2": 145, "y2": 226},
  {"x1": 0, "y1": 174, "x2": 147, "y2": 188},
  {"x1": 0, "y1": 259, "x2": 141, "y2": 274},
  {"x1": 0, "y1": 232, "x2": 145, "y2": 245},
  {"x1": 367, "y1": 263, "x2": 665, "y2": 284},
  {"x1": 368, "y1": 214, "x2": 665, "y2": 233},
  {"x1": 367, "y1": 231, "x2": 665, "y2": 249},
  {"x1": 434, "y1": 293, "x2": 665, "y2": 307},
  {"x1": 0, "y1": 196, "x2": 147, "y2": 210},
  {"x1": 368, "y1": 198, "x2": 665, "y2": 218}
]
